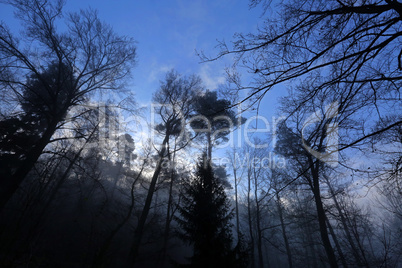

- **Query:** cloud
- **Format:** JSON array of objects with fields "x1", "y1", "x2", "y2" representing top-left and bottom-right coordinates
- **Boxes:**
[
  {"x1": 148, "y1": 63, "x2": 175, "y2": 83},
  {"x1": 198, "y1": 63, "x2": 226, "y2": 90}
]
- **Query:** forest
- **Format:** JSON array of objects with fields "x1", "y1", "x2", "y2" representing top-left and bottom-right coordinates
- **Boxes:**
[{"x1": 0, "y1": 0, "x2": 401, "y2": 267}]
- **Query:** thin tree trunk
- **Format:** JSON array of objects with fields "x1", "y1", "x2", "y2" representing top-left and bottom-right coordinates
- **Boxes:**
[
  {"x1": 229, "y1": 148, "x2": 241, "y2": 242},
  {"x1": 325, "y1": 177, "x2": 369, "y2": 267},
  {"x1": 309, "y1": 158, "x2": 338, "y2": 268},
  {"x1": 130, "y1": 134, "x2": 169, "y2": 266},
  {"x1": 254, "y1": 172, "x2": 264, "y2": 268},
  {"x1": 233, "y1": 156, "x2": 240, "y2": 241},
  {"x1": 326, "y1": 217, "x2": 348, "y2": 268},
  {"x1": 306, "y1": 220, "x2": 318, "y2": 268},
  {"x1": 92, "y1": 162, "x2": 144, "y2": 268},
  {"x1": 207, "y1": 131, "x2": 212, "y2": 161},
  {"x1": 276, "y1": 191, "x2": 293, "y2": 268},
  {"x1": 159, "y1": 143, "x2": 177, "y2": 267},
  {"x1": 247, "y1": 171, "x2": 255, "y2": 268}
]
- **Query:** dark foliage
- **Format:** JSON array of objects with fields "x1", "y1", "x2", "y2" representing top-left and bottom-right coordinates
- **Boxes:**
[{"x1": 175, "y1": 154, "x2": 247, "y2": 267}]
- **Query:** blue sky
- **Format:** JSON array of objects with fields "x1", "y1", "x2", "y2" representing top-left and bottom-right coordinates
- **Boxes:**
[
  {"x1": 61, "y1": 0, "x2": 270, "y2": 105},
  {"x1": 0, "y1": 0, "x2": 283, "y2": 113},
  {"x1": 0, "y1": 0, "x2": 286, "y2": 150}
]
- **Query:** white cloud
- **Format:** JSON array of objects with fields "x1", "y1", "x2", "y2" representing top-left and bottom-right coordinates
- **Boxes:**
[
  {"x1": 198, "y1": 63, "x2": 226, "y2": 90},
  {"x1": 148, "y1": 63, "x2": 175, "y2": 83}
]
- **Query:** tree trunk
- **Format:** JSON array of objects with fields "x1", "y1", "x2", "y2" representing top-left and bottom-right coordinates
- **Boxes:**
[
  {"x1": 254, "y1": 173, "x2": 264, "y2": 268},
  {"x1": 325, "y1": 177, "x2": 369, "y2": 267},
  {"x1": 309, "y1": 158, "x2": 338, "y2": 268},
  {"x1": 276, "y1": 191, "x2": 293, "y2": 268},
  {"x1": 233, "y1": 158, "x2": 240, "y2": 241},
  {"x1": 0, "y1": 116, "x2": 62, "y2": 211},
  {"x1": 306, "y1": 220, "x2": 318, "y2": 268},
  {"x1": 159, "y1": 144, "x2": 177, "y2": 267},
  {"x1": 207, "y1": 131, "x2": 212, "y2": 161},
  {"x1": 247, "y1": 171, "x2": 255, "y2": 268},
  {"x1": 92, "y1": 164, "x2": 144, "y2": 268},
  {"x1": 326, "y1": 217, "x2": 348, "y2": 268},
  {"x1": 130, "y1": 134, "x2": 169, "y2": 266}
]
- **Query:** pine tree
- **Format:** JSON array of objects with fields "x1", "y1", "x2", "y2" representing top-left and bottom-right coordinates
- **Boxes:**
[{"x1": 176, "y1": 154, "x2": 246, "y2": 267}]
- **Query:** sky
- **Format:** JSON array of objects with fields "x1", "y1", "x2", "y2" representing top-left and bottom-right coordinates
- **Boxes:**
[
  {"x1": 0, "y1": 0, "x2": 382, "y2": 199},
  {"x1": 60, "y1": 0, "x2": 266, "y2": 102},
  {"x1": 0, "y1": 0, "x2": 286, "y2": 153},
  {"x1": 0, "y1": 0, "x2": 286, "y2": 110}
]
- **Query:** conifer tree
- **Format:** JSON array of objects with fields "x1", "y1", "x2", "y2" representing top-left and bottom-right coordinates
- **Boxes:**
[{"x1": 176, "y1": 154, "x2": 246, "y2": 267}]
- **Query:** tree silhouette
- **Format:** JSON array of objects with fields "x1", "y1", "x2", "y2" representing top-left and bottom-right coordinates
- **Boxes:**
[
  {"x1": 205, "y1": 0, "x2": 401, "y2": 151},
  {"x1": 0, "y1": 0, "x2": 136, "y2": 210},
  {"x1": 130, "y1": 70, "x2": 202, "y2": 264},
  {"x1": 20, "y1": 62, "x2": 76, "y2": 120},
  {"x1": 190, "y1": 90, "x2": 245, "y2": 160},
  {"x1": 0, "y1": 62, "x2": 77, "y2": 207},
  {"x1": 176, "y1": 154, "x2": 246, "y2": 267}
]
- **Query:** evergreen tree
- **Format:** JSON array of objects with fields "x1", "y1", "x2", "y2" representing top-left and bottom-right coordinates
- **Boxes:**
[
  {"x1": 176, "y1": 154, "x2": 246, "y2": 267},
  {"x1": 190, "y1": 90, "x2": 246, "y2": 161}
]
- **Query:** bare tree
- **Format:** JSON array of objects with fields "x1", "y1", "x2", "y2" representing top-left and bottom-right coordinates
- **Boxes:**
[
  {"x1": 275, "y1": 107, "x2": 340, "y2": 267},
  {"x1": 204, "y1": 0, "x2": 401, "y2": 152},
  {"x1": 0, "y1": 0, "x2": 136, "y2": 210}
]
